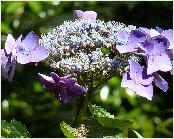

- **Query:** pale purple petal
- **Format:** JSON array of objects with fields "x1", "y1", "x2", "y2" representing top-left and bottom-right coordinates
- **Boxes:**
[
  {"x1": 30, "y1": 45, "x2": 49, "y2": 63},
  {"x1": 16, "y1": 52, "x2": 30, "y2": 64},
  {"x1": 117, "y1": 29, "x2": 129, "y2": 42},
  {"x1": 5, "y1": 34, "x2": 15, "y2": 54},
  {"x1": 153, "y1": 73, "x2": 168, "y2": 92},
  {"x1": 121, "y1": 72, "x2": 153, "y2": 100},
  {"x1": 128, "y1": 30, "x2": 147, "y2": 43},
  {"x1": 116, "y1": 44, "x2": 134, "y2": 53},
  {"x1": 74, "y1": 10, "x2": 97, "y2": 20},
  {"x1": 129, "y1": 59, "x2": 154, "y2": 85},
  {"x1": 82, "y1": 11, "x2": 97, "y2": 20},
  {"x1": 138, "y1": 27, "x2": 160, "y2": 37},
  {"x1": 147, "y1": 53, "x2": 172, "y2": 74},
  {"x1": 74, "y1": 10, "x2": 84, "y2": 19},
  {"x1": 161, "y1": 29, "x2": 173, "y2": 49},
  {"x1": 16, "y1": 31, "x2": 39, "y2": 51}
]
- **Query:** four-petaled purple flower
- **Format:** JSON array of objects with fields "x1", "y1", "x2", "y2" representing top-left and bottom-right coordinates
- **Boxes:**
[
  {"x1": 74, "y1": 10, "x2": 97, "y2": 20},
  {"x1": 15, "y1": 31, "x2": 49, "y2": 64},
  {"x1": 1, "y1": 31, "x2": 49, "y2": 81},
  {"x1": 121, "y1": 59, "x2": 169, "y2": 100},
  {"x1": 38, "y1": 72, "x2": 87, "y2": 103},
  {"x1": 138, "y1": 35, "x2": 172, "y2": 74}
]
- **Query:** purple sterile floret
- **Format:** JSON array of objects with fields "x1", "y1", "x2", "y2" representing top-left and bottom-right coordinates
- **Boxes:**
[
  {"x1": 38, "y1": 72, "x2": 87, "y2": 103},
  {"x1": 74, "y1": 10, "x2": 97, "y2": 20},
  {"x1": 121, "y1": 59, "x2": 154, "y2": 100},
  {"x1": 116, "y1": 29, "x2": 147, "y2": 53},
  {"x1": 16, "y1": 31, "x2": 49, "y2": 64},
  {"x1": 138, "y1": 35, "x2": 172, "y2": 74},
  {"x1": 1, "y1": 34, "x2": 21, "y2": 81}
]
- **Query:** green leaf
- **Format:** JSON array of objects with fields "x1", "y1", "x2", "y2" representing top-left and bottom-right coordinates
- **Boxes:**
[
  {"x1": 60, "y1": 121, "x2": 77, "y2": 138},
  {"x1": 83, "y1": 118, "x2": 122, "y2": 138},
  {"x1": 28, "y1": 1, "x2": 42, "y2": 13},
  {"x1": 88, "y1": 103, "x2": 114, "y2": 118},
  {"x1": 1, "y1": 119, "x2": 30, "y2": 138},
  {"x1": 132, "y1": 130, "x2": 143, "y2": 138},
  {"x1": 5, "y1": 2, "x2": 24, "y2": 13},
  {"x1": 97, "y1": 117, "x2": 133, "y2": 129}
]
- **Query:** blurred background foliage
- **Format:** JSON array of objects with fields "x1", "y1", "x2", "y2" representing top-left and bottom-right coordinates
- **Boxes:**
[{"x1": 1, "y1": 1, "x2": 173, "y2": 138}]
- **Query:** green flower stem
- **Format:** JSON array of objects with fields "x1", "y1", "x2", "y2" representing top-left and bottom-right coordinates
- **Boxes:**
[{"x1": 73, "y1": 89, "x2": 93, "y2": 127}]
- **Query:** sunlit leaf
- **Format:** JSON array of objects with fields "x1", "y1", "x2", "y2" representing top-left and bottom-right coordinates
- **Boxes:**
[
  {"x1": 1, "y1": 119, "x2": 30, "y2": 138},
  {"x1": 60, "y1": 121, "x2": 77, "y2": 138},
  {"x1": 132, "y1": 130, "x2": 143, "y2": 138}
]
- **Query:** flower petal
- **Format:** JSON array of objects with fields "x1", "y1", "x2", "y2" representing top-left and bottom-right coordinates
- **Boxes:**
[
  {"x1": 147, "y1": 53, "x2": 172, "y2": 74},
  {"x1": 153, "y1": 73, "x2": 168, "y2": 92},
  {"x1": 121, "y1": 72, "x2": 153, "y2": 100},
  {"x1": 5, "y1": 34, "x2": 15, "y2": 54}
]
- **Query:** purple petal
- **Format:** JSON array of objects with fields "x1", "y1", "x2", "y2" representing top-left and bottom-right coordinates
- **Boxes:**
[
  {"x1": 71, "y1": 83, "x2": 87, "y2": 96},
  {"x1": 156, "y1": 26, "x2": 164, "y2": 33},
  {"x1": 16, "y1": 31, "x2": 39, "y2": 52},
  {"x1": 117, "y1": 29, "x2": 129, "y2": 42},
  {"x1": 38, "y1": 73, "x2": 55, "y2": 92},
  {"x1": 116, "y1": 44, "x2": 135, "y2": 53},
  {"x1": 82, "y1": 11, "x2": 97, "y2": 20},
  {"x1": 16, "y1": 52, "x2": 30, "y2": 64},
  {"x1": 128, "y1": 30, "x2": 147, "y2": 43},
  {"x1": 121, "y1": 72, "x2": 153, "y2": 100},
  {"x1": 147, "y1": 53, "x2": 172, "y2": 74},
  {"x1": 74, "y1": 10, "x2": 84, "y2": 19},
  {"x1": 1, "y1": 49, "x2": 9, "y2": 68},
  {"x1": 153, "y1": 73, "x2": 168, "y2": 92},
  {"x1": 129, "y1": 59, "x2": 154, "y2": 85},
  {"x1": 161, "y1": 29, "x2": 173, "y2": 49},
  {"x1": 30, "y1": 45, "x2": 48, "y2": 63},
  {"x1": 7, "y1": 58, "x2": 16, "y2": 81},
  {"x1": 50, "y1": 72, "x2": 60, "y2": 83},
  {"x1": 138, "y1": 27, "x2": 160, "y2": 37},
  {"x1": 5, "y1": 34, "x2": 15, "y2": 54}
]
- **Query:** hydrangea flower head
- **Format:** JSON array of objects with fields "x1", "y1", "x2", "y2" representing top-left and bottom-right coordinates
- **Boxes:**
[{"x1": 38, "y1": 72, "x2": 87, "y2": 103}]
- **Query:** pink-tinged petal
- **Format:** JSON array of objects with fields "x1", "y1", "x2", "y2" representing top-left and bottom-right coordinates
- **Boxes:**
[
  {"x1": 82, "y1": 11, "x2": 97, "y2": 20},
  {"x1": 153, "y1": 73, "x2": 168, "y2": 92},
  {"x1": 30, "y1": 45, "x2": 49, "y2": 63},
  {"x1": 161, "y1": 29, "x2": 173, "y2": 49},
  {"x1": 74, "y1": 10, "x2": 84, "y2": 19},
  {"x1": 147, "y1": 53, "x2": 172, "y2": 74},
  {"x1": 121, "y1": 73, "x2": 153, "y2": 100},
  {"x1": 116, "y1": 44, "x2": 135, "y2": 53},
  {"x1": 117, "y1": 29, "x2": 129, "y2": 42},
  {"x1": 5, "y1": 34, "x2": 15, "y2": 54}
]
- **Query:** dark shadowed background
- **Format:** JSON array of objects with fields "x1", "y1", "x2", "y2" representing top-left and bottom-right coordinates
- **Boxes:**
[{"x1": 1, "y1": 1, "x2": 173, "y2": 137}]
